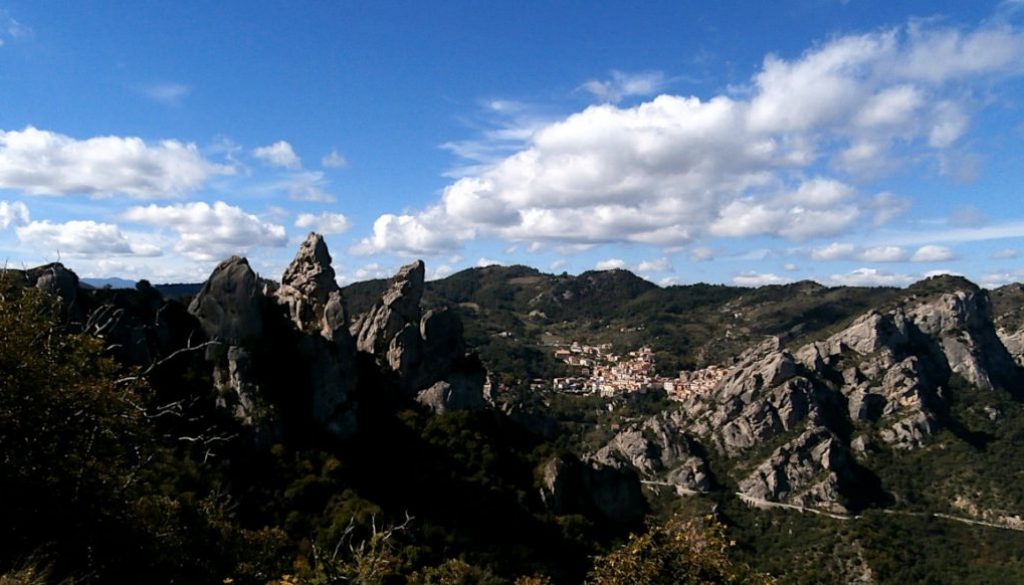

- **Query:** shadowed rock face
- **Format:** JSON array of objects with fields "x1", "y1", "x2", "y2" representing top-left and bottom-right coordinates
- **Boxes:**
[
  {"x1": 188, "y1": 256, "x2": 264, "y2": 345},
  {"x1": 353, "y1": 260, "x2": 425, "y2": 356},
  {"x1": 179, "y1": 237, "x2": 488, "y2": 437},
  {"x1": 349, "y1": 260, "x2": 487, "y2": 414}
]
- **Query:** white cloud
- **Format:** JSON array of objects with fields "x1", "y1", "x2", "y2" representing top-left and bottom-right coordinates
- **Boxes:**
[
  {"x1": 16, "y1": 220, "x2": 162, "y2": 258},
  {"x1": 829, "y1": 267, "x2": 915, "y2": 287},
  {"x1": 922, "y1": 269, "x2": 963, "y2": 278},
  {"x1": 284, "y1": 171, "x2": 337, "y2": 203},
  {"x1": 783, "y1": 263, "x2": 799, "y2": 271},
  {"x1": 476, "y1": 257, "x2": 504, "y2": 267},
  {"x1": 635, "y1": 257, "x2": 673, "y2": 273},
  {"x1": 870, "y1": 192, "x2": 911, "y2": 226},
  {"x1": 141, "y1": 82, "x2": 190, "y2": 106},
  {"x1": 351, "y1": 208, "x2": 469, "y2": 256},
  {"x1": 595, "y1": 258, "x2": 627, "y2": 270},
  {"x1": 0, "y1": 200, "x2": 29, "y2": 229},
  {"x1": 732, "y1": 271, "x2": 788, "y2": 287},
  {"x1": 812, "y1": 242, "x2": 857, "y2": 261},
  {"x1": 549, "y1": 259, "x2": 569, "y2": 271},
  {"x1": 689, "y1": 247, "x2": 715, "y2": 262},
  {"x1": 580, "y1": 70, "x2": 667, "y2": 103},
  {"x1": 430, "y1": 264, "x2": 454, "y2": 280},
  {"x1": 992, "y1": 248, "x2": 1019, "y2": 259},
  {"x1": 294, "y1": 211, "x2": 351, "y2": 235},
  {"x1": 812, "y1": 242, "x2": 910, "y2": 262},
  {"x1": 123, "y1": 201, "x2": 287, "y2": 261},
  {"x1": 0, "y1": 10, "x2": 31, "y2": 46},
  {"x1": 321, "y1": 149, "x2": 349, "y2": 169},
  {"x1": 911, "y1": 244, "x2": 957, "y2": 262},
  {"x1": 252, "y1": 140, "x2": 301, "y2": 169},
  {"x1": 980, "y1": 269, "x2": 1024, "y2": 288},
  {"x1": 859, "y1": 245, "x2": 909, "y2": 262},
  {"x1": 363, "y1": 18, "x2": 1024, "y2": 255},
  {"x1": 0, "y1": 126, "x2": 231, "y2": 198}
]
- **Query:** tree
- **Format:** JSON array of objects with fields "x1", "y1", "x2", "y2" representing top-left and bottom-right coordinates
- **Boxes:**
[{"x1": 587, "y1": 515, "x2": 775, "y2": 585}]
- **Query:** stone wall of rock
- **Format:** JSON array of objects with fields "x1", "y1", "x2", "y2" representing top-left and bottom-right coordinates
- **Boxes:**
[{"x1": 601, "y1": 281, "x2": 1023, "y2": 514}]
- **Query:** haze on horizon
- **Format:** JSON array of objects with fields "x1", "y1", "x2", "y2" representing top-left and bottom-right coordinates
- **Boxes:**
[{"x1": 0, "y1": 1, "x2": 1023, "y2": 289}]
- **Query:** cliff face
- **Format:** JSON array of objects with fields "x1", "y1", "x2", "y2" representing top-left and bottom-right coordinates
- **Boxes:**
[
  {"x1": 182, "y1": 233, "x2": 488, "y2": 440},
  {"x1": 595, "y1": 280, "x2": 1024, "y2": 514}
]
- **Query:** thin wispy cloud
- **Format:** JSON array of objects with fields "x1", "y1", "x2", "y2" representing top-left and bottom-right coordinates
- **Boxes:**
[
  {"x1": 579, "y1": 70, "x2": 667, "y2": 103},
  {"x1": 141, "y1": 82, "x2": 190, "y2": 106}
]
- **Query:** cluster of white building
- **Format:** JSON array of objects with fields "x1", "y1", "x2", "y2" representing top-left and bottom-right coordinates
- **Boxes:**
[{"x1": 551, "y1": 342, "x2": 727, "y2": 399}]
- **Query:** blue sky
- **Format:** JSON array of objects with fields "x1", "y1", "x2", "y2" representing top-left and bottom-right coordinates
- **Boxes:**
[{"x1": 1, "y1": 1, "x2": 1023, "y2": 288}]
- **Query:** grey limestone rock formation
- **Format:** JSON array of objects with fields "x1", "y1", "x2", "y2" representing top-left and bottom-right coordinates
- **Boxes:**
[
  {"x1": 276, "y1": 233, "x2": 348, "y2": 340},
  {"x1": 188, "y1": 256, "x2": 264, "y2": 345},
  {"x1": 619, "y1": 279, "x2": 1022, "y2": 513},
  {"x1": 353, "y1": 260, "x2": 425, "y2": 356},
  {"x1": 351, "y1": 261, "x2": 487, "y2": 415},
  {"x1": 591, "y1": 411, "x2": 712, "y2": 494},
  {"x1": 187, "y1": 238, "x2": 361, "y2": 439}
]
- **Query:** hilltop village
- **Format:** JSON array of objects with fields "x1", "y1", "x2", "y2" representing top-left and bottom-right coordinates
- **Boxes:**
[{"x1": 550, "y1": 341, "x2": 727, "y2": 400}]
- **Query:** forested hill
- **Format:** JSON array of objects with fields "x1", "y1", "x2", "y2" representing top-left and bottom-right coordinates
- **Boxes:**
[{"x1": 344, "y1": 265, "x2": 907, "y2": 379}]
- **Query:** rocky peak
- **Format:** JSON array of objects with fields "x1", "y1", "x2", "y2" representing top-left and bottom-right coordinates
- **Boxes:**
[
  {"x1": 354, "y1": 260, "x2": 425, "y2": 356},
  {"x1": 188, "y1": 256, "x2": 263, "y2": 344},
  {"x1": 276, "y1": 232, "x2": 347, "y2": 339}
]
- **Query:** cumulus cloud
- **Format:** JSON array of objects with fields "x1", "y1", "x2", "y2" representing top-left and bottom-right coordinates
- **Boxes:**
[
  {"x1": 16, "y1": 220, "x2": 162, "y2": 258},
  {"x1": 829, "y1": 267, "x2": 915, "y2": 287},
  {"x1": 351, "y1": 208, "x2": 470, "y2": 256},
  {"x1": 732, "y1": 271, "x2": 788, "y2": 286},
  {"x1": 294, "y1": 211, "x2": 351, "y2": 235},
  {"x1": 0, "y1": 126, "x2": 231, "y2": 198},
  {"x1": 0, "y1": 200, "x2": 29, "y2": 229},
  {"x1": 321, "y1": 149, "x2": 349, "y2": 169},
  {"x1": 635, "y1": 257, "x2": 673, "y2": 273},
  {"x1": 992, "y1": 248, "x2": 1019, "y2": 259},
  {"x1": 595, "y1": 258, "x2": 627, "y2": 270},
  {"x1": 253, "y1": 140, "x2": 301, "y2": 169},
  {"x1": 476, "y1": 257, "x2": 504, "y2": 267},
  {"x1": 580, "y1": 70, "x2": 667, "y2": 103},
  {"x1": 364, "y1": 18, "x2": 1024, "y2": 255},
  {"x1": 811, "y1": 242, "x2": 857, "y2": 261},
  {"x1": 859, "y1": 245, "x2": 909, "y2": 262},
  {"x1": 123, "y1": 201, "x2": 287, "y2": 261},
  {"x1": 911, "y1": 244, "x2": 957, "y2": 262}
]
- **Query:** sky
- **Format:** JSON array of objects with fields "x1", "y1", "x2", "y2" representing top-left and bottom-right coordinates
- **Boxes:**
[{"x1": 1, "y1": 1, "x2": 1023, "y2": 288}]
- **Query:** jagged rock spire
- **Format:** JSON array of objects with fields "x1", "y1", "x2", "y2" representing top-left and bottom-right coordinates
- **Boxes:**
[
  {"x1": 277, "y1": 232, "x2": 347, "y2": 338},
  {"x1": 354, "y1": 259, "x2": 425, "y2": 356}
]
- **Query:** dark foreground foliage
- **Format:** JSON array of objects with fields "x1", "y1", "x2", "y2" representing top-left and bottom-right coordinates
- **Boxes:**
[{"x1": 0, "y1": 281, "x2": 768, "y2": 584}]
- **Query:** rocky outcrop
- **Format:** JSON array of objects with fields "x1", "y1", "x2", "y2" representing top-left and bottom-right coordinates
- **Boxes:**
[
  {"x1": 591, "y1": 411, "x2": 712, "y2": 494},
  {"x1": 737, "y1": 427, "x2": 857, "y2": 513},
  {"x1": 351, "y1": 262, "x2": 487, "y2": 414},
  {"x1": 539, "y1": 456, "x2": 646, "y2": 525},
  {"x1": 618, "y1": 279, "x2": 1023, "y2": 514},
  {"x1": 353, "y1": 260, "x2": 425, "y2": 357},
  {"x1": 188, "y1": 257, "x2": 264, "y2": 345},
  {"x1": 276, "y1": 233, "x2": 347, "y2": 340}
]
